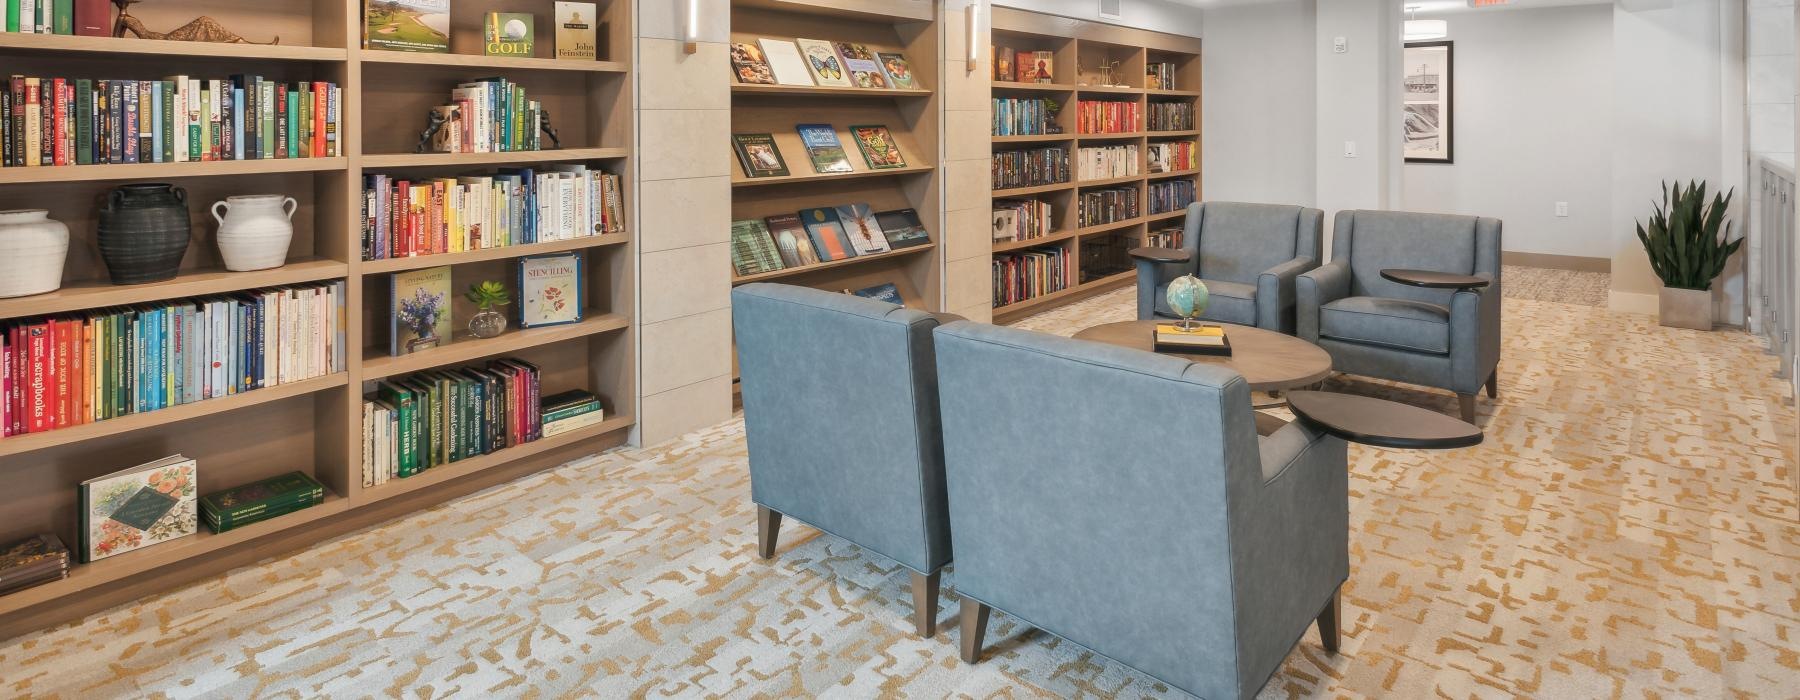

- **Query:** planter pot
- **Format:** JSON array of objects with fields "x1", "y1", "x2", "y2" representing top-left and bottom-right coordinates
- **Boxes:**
[
  {"x1": 1658, "y1": 286, "x2": 1713, "y2": 330},
  {"x1": 0, "y1": 210, "x2": 69, "y2": 298},
  {"x1": 97, "y1": 183, "x2": 191, "y2": 285},
  {"x1": 212, "y1": 194, "x2": 296, "y2": 272}
]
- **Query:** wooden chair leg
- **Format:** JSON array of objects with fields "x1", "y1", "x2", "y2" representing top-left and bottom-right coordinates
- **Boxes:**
[
  {"x1": 1485, "y1": 368, "x2": 1499, "y2": 398},
  {"x1": 756, "y1": 506, "x2": 782, "y2": 560},
  {"x1": 910, "y1": 570, "x2": 941, "y2": 637},
  {"x1": 1458, "y1": 393, "x2": 1477, "y2": 423},
  {"x1": 1316, "y1": 586, "x2": 1342, "y2": 653},
  {"x1": 959, "y1": 600, "x2": 992, "y2": 664}
]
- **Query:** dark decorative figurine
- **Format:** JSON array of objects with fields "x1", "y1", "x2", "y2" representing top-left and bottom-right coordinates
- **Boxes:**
[
  {"x1": 113, "y1": 0, "x2": 279, "y2": 44},
  {"x1": 539, "y1": 110, "x2": 562, "y2": 150}
]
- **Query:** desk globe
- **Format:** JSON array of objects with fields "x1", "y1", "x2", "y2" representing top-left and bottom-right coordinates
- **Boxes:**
[{"x1": 1166, "y1": 274, "x2": 1210, "y2": 330}]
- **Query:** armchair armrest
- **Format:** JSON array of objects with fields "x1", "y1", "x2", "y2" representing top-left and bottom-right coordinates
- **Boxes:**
[
  {"x1": 1235, "y1": 416, "x2": 1349, "y2": 648},
  {"x1": 1132, "y1": 248, "x2": 1193, "y2": 321},
  {"x1": 1448, "y1": 274, "x2": 1501, "y2": 394},
  {"x1": 1296, "y1": 260, "x2": 1350, "y2": 342},
  {"x1": 1255, "y1": 256, "x2": 1317, "y2": 333}
]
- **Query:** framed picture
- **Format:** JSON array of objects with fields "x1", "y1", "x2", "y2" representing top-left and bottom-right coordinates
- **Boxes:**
[{"x1": 1403, "y1": 41, "x2": 1454, "y2": 164}]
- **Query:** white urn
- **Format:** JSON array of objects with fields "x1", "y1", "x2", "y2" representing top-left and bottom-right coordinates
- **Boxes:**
[
  {"x1": 212, "y1": 195, "x2": 296, "y2": 272},
  {"x1": 0, "y1": 209, "x2": 69, "y2": 298}
]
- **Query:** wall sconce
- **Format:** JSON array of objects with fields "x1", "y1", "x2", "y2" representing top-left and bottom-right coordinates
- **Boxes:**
[
  {"x1": 684, "y1": 0, "x2": 700, "y2": 54},
  {"x1": 965, "y1": 3, "x2": 980, "y2": 71}
]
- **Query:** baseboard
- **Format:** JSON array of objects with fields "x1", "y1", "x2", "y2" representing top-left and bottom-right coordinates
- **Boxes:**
[
  {"x1": 1502, "y1": 251, "x2": 1611, "y2": 273},
  {"x1": 1608, "y1": 290, "x2": 1659, "y2": 315}
]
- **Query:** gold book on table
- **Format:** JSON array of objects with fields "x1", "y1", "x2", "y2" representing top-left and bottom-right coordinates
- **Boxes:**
[{"x1": 1153, "y1": 323, "x2": 1232, "y2": 356}]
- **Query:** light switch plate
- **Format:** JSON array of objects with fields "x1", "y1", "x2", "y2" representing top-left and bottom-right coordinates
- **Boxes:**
[
  {"x1": 1555, "y1": 202, "x2": 1570, "y2": 217},
  {"x1": 1343, "y1": 141, "x2": 1358, "y2": 158},
  {"x1": 1333, "y1": 37, "x2": 1348, "y2": 54}
]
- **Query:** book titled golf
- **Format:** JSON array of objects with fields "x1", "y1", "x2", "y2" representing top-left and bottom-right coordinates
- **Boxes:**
[
  {"x1": 78, "y1": 455, "x2": 198, "y2": 563},
  {"x1": 518, "y1": 253, "x2": 583, "y2": 328},
  {"x1": 365, "y1": 0, "x2": 451, "y2": 53},
  {"x1": 553, "y1": 2, "x2": 599, "y2": 61},
  {"x1": 484, "y1": 12, "x2": 535, "y2": 57},
  {"x1": 795, "y1": 123, "x2": 852, "y2": 174}
]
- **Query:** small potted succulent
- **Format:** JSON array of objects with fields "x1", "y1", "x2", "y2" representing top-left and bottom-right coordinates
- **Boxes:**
[
  {"x1": 465, "y1": 280, "x2": 511, "y2": 339},
  {"x1": 1635, "y1": 180, "x2": 1742, "y2": 330}
]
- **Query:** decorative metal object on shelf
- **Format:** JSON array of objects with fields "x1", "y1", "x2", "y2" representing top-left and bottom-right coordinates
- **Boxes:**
[
  {"x1": 97, "y1": 183, "x2": 191, "y2": 285},
  {"x1": 417, "y1": 105, "x2": 459, "y2": 153},
  {"x1": 112, "y1": 0, "x2": 279, "y2": 44},
  {"x1": 212, "y1": 195, "x2": 296, "y2": 272},
  {"x1": 540, "y1": 110, "x2": 562, "y2": 150},
  {"x1": 0, "y1": 210, "x2": 70, "y2": 298}
]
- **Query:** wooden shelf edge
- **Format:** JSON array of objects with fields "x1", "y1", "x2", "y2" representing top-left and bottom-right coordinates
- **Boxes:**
[
  {"x1": 1077, "y1": 132, "x2": 1147, "y2": 141},
  {"x1": 732, "y1": 164, "x2": 936, "y2": 188},
  {"x1": 731, "y1": 244, "x2": 936, "y2": 285},
  {"x1": 1144, "y1": 210, "x2": 1190, "y2": 224},
  {"x1": 1147, "y1": 168, "x2": 1201, "y2": 181},
  {"x1": 360, "y1": 51, "x2": 628, "y2": 73},
  {"x1": 361, "y1": 234, "x2": 630, "y2": 274},
  {"x1": 0, "y1": 158, "x2": 347, "y2": 184},
  {"x1": 362, "y1": 313, "x2": 630, "y2": 380},
  {"x1": 0, "y1": 374, "x2": 350, "y2": 459},
  {"x1": 993, "y1": 182, "x2": 1073, "y2": 197},
  {"x1": 992, "y1": 134, "x2": 1075, "y2": 144},
  {"x1": 1077, "y1": 174, "x2": 1145, "y2": 188},
  {"x1": 1146, "y1": 88, "x2": 1201, "y2": 97},
  {"x1": 361, "y1": 148, "x2": 629, "y2": 169},
  {"x1": 1076, "y1": 218, "x2": 1148, "y2": 236},
  {"x1": 993, "y1": 230, "x2": 1076, "y2": 253},
  {"x1": 358, "y1": 414, "x2": 634, "y2": 504},
  {"x1": 1147, "y1": 130, "x2": 1201, "y2": 138},
  {"x1": 731, "y1": 83, "x2": 932, "y2": 98},
  {"x1": 0, "y1": 259, "x2": 348, "y2": 321},
  {"x1": 991, "y1": 81, "x2": 1075, "y2": 92},
  {"x1": 0, "y1": 33, "x2": 347, "y2": 61}
]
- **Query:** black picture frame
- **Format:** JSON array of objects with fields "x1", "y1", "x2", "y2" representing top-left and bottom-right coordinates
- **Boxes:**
[{"x1": 1403, "y1": 40, "x2": 1454, "y2": 164}]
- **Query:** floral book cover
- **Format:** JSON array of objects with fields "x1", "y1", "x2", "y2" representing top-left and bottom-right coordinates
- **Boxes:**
[
  {"x1": 392, "y1": 266, "x2": 454, "y2": 356},
  {"x1": 78, "y1": 455, "x2": 197, "y2": 563},
  {"x1": 519, "y1": 253, "x2": 583, "y2": 328}
]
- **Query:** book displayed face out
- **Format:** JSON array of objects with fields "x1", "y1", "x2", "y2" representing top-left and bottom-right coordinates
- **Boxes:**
[{"x1": 79, "y1": 455, "x2": 197, "y2": 562}]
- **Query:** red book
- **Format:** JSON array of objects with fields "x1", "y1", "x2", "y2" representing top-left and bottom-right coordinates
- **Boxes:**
[
  {"x1": 72, "y1": 319, "x2": 88, "y2": 426},
  {"x1": 51, "y1": 319, "x2": 71, "y2": 429},
  {"x1": 312, "y1": 82, "x2": 327, "y2": 158},
  {"x1": 75, "y1": 0, "x2": 112, "y2": 37},
  {"x1": 26, "y1": 323, "x2": 49, "y2": 433},
  {"x1": 1, "y1": 331, "x2": 10, "y2": 438},
  {"x1": 7, "y1": 326, "x2": 20, "y2": 436},
  {"x1": 51, "y1": 79, "x2": 67, "y2": 167}
]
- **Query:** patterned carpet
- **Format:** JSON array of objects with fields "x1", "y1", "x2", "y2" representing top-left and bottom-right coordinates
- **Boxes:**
[{"x1": 1, "y1": 282, "x2": 1796, "y2": 698}]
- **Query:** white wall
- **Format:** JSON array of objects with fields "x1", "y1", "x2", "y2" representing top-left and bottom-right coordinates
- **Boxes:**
[
  {"x1": 1201, "y1": 0, "x2": 1318, "y2": 206},
  {"x1": 1402, "y1": 5, "x2": 1615, "y2": 261},
  {"x1": 1316, "y1": 0, "x2": 1404, "y2": 251},
  {"x1": 992, "y1": 0, "x2": 1205, "y2": 36}
]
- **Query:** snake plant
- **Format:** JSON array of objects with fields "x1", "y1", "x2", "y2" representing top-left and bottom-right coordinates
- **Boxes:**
[{"x1": 1636, "y1": 180, "x2": 1742, "y2": 291}]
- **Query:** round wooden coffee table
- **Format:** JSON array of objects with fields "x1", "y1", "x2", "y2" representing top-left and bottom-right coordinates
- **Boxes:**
[{"x1": 1072, "y1": 320, "x2": 1332, "y2": 393}]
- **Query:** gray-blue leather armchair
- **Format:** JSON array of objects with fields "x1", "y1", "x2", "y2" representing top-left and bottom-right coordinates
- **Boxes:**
[
  {"x1": 1297, "y1": 210, "x2": 1502, "y2": 422},
  {"x1": 732, "y1": 283, "x2": 953, "y2": 637},
  {"x1": 933, "y1": 321, "x2": 1349, "y2": 700},
  {"x1": 1135, "y1": 201, "x2": 1324, "y2": 333}
]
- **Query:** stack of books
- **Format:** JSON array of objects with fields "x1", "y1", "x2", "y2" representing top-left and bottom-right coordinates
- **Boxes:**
[
  {"x1": 0, "y1": 534, "x2": 68, "y2": 597},
  {"x1": 363, "y1": 358, "x2": 543, "y2": 486},
  {"x1": 541, "y1": 389, "x2": 604, "y2": 437},
  {"x1": 200, "y1": 471, "x2": 326, "y2": 533},
  {"x1": 1153, "y1": 323, "x2": 1231, "y2": 356}
]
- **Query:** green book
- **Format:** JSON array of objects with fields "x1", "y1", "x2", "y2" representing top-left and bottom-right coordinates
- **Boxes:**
[
  {"x1": 51, "y1": 0, "x2": 69, "y2": 34},
  {"x1": 204, "y1": 489, "x2": 322, "y2": 529},
  {"x1": 378, "y1": 382, "x2": 417, "y2": 476},
  {"x1": 8, "y1": 0, "x2": 20, "y2": 33},
  {"x1": 199, "y1": 472, "x2": 325, "y2": 523},
  {"x1": 543, "y1": 401, "x2": 600, "y2": 424},
  {"x1": 74, "y1": 79, "x2": 92, "y2": 165}
]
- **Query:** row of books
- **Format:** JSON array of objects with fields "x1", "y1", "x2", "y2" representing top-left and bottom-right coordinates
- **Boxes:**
[
  {"x1": 1076, "y1": 100, "x2": 1141, "y2": 135},
  {"x1": 993, "y1": 146, "x2": 1068, "y2": 190},
  {"x1": 994, "y1": 49, "x2": 1057, "y2": 84},
  {"x1": 426, "y1": 78, "x2": 545, "y2": 154},
  {"x1": 993, "y1": 98, "x2": 1057, "y2": 137},
  {"x1": 992, "y1": 199, "x2": 1055, "y2": 244},
  {"x1": 994, "y1": 247, "x2": 1070, "y2": 308},
  {"x1": 1148, "y1": 141, "x2": 1198, "y2": 173},
  {"x1": 730, "y1": 124, "x2": 906, "y2": 179},
  {"x1": 1147, "y1": 101, "x2": 1196, "y2": 132},
  {"x1": 2, "y1": 0, "x2": 106, "y2": 36},
  {"x1": 364, "y1": 358, "x2": 556, "y2": 483},
  {"x1": 0, "y1": 534, "x2": 67, "y2": 598},
  {"x1": 1147, "y1": 62, "x2": 1182, "y2": 91},
  {"x1": 1, "y1": 282, "x2": 348, "y2": 438},
  {"x1": 730, "y1": 206, "x2": 931, "y2": 277},
  {"x1": 1149, "y1": 180, "x2": 1198, "y2": 215},
  {"x1": 1146, "y1": 225, "x2": 1185, "y2": 249},
  {"x1": 361, "y1": 166, "x2": 624, "y2": 260},
  {"x1": 730, "y1": 39, "x2": 919, "y2": 90},
  {"x1": 2, "y1": 75, "x2": 341, "y2": 168},
  {"x1": 1077, "y1": 144, "x2": 1139, "y2": 181},
  {"x1": 1079, "y1": 187, "x2": 1141, "y2": 228}
]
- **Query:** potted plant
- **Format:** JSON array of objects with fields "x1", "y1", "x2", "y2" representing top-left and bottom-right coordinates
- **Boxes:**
[
  {"x1": 1635, "y1": 180, "x2": 1742, "y2": 330},
  {"x1": 465, "y1": 281, "x2": 511, "y2": 339}
]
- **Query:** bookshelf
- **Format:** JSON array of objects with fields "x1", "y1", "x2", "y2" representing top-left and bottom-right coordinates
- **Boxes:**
[
  {"x1": 0, "y1": 0, "x2": 635, "y2": 639},
  {"x1": 988, "y1": 7, "x2": 1201, "y2": 324}
]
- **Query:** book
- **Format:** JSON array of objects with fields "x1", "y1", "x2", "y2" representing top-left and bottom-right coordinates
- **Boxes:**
[
  {"x1": 795, "y1": 39, "x2": 852, "y2": 87},
  {"x1": 541, "y1": 388, "x2": 599, "y2": 415},
  {"x1": 1153, "y1": 323, "x2": 1232, "y2": 356},
  {"x1": 0, "y1": 534, "x2": 68, "y2": 596},
  {"x1": 833, "y1": 42, "x2": 887, "y2": 88},
  {"x1": 877, "y1": 53, "x2": 918, "y2": 89},
  {"x1": 730, "y1": 219, "x2": 785, "y2": 276},
  {"x1": 731, "y1": 132, "x2": 789, "y2": 178},
  {"x1": 729, "y1": 42, "x2": 776, "y2": 85},
  {"x1": 794, "y1": 123, "x2": 851, "y2": 174},
  {"x1": 391, "y1": 266, "x2": 453, "y2": 355},
  {"x1": 363, "y1": 358, "x2": 542, "y2": 480},
  {"x1": 834, "y1": 203, "x2": 891, "y2": 255},
  {"x1": 484, "y1": 12, "x2": 535, "y2": 57},
  {"x1": 553, "y1": 2, "x2": 598, "y2": 61},
  {"x1": 542, "y1": 407, "x2": 606, "y2": 437},
  {"x1": 849, "y1": 283, "x2": 904, "y2": 307},
  {"x1": 73, "y1": 0, "x2": 106, "y2": 36},
  {"x1": 759, "y1": 39, "x2": 815, "y2": 87},
  {"x1": 798, "y1": 207, "x2": 855, "y2": 262},
  {"x1": 1019, "y1": 50, "x2": 1055, "y2": 83},
  {"x1": 199, "y1": 471, "x2": 324, "y2": 533},
  {"x1": 875, "y1": 208, "x2": 932, "y2": 249},
  {"x1": 365, "y1": 0, "x2": 451, "y2": 53},
  {"x1": 78, "y1": 455, "x2": 197, "y2": 563},
  {"x1": 518, "y1": 253, "x2": 582, "y2": 328},
  {"x1": 848, "y1": 124, "x2": 904, "y2": 170},
  {"x1": 764, "y1": 214, "x2": 821, "y2": 268}
]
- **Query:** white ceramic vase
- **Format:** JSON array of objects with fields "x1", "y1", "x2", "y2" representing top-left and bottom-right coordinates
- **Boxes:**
[
  {"x1": 0, "y1": 209, "x2": 69, "y2": 298},
  {"x1": 212, "y1": 195, "x2": 296, "y2": 272}
]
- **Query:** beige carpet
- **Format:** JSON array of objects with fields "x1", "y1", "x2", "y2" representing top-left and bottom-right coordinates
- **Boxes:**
[{"x1": 1, "y1": 286, "x2": 1795, "y2": 698}]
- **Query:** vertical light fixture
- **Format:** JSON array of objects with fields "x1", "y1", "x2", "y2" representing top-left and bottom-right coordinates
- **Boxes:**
[
  {"x1": 965, "y1": 3, "x2": 980, "y2": 72},
  {"x1": 684, "y1": 0, "x2": 700, "y2": 54}
]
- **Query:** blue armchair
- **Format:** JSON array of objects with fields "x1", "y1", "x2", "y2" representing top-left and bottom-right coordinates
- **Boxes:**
[
  {"x1": 1297, "y1": 210, "x2": 1502, "y2": 422},
  {"x1": 933, "y1": 321, "x2": 1349, "y2": 700},
  {"x1": 732, "y1": 283, "x2": 953, "y2": 637},
  {"x1": 1135, "y1": 201, "x2": 1324, "y2": 333}
]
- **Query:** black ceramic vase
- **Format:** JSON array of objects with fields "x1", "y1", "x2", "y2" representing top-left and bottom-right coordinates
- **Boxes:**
[{"x1": 97, "y1": 183, "x2": 191, "y2": 285}]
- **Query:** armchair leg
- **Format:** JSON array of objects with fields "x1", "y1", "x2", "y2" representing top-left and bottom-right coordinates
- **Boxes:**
[
  {"x1": 756, "y1": 505, "x2": 782, "y2": 560},
  {"x1": 1458, "y1": 393, "x2": 1477, "y2": 423},
  {"x1": 1316, "y1": 586, "x2": 1342, "y2": 653},
  {"x1": 910, "y1": 570, "x2": 941, "y2": 637},
  {"x1": 1485, "y1": 368, "x2": 1499, "y2": 398},
  {"x1": 959, "y1": 600, "x2": 993, "y2": 663}
]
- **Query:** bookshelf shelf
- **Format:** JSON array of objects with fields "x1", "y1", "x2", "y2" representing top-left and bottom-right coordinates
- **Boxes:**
[
  {"x1": 1144, "y1": 209, "x2": 1189, "y2": 224},
  {"x1": 731, "y1": 244, "x2": 936, "y2": 285},
  {"x1": 990, "y1": 81, "x2": 1073, "y2": 93},
  {"x1": 1147, "y1": 168, "x2": 1201, "y2": 181},
  {"x1": 992, "y1": 134, "x2": 1074, "y2": 144},
  {"x1": 0, "y1": 33, "x2": 349, "y2": 62},
  {"x1": 730, "y1": 84, "x2": 932, "y2": 98},
  {"x1": 0, "y1": 158, "x2": 348, "y2": 185},
  {"x1": 0, "y1": 374, "x2": 351, "y2": 460},
  {"x1": 360, "y1": 52, "x2": 629, "y2": 73},
  {"x1": 731, "y1": 163, "x2": 935, "y2": 188},
  {"x1": 1147, "y1": 129, "x2": 1201, "y2": 138},
  {"x1": 993, "y1": 182, "x2": 1074, "y2": 197},
  {"x1": 362, "y1": 313, "x2": 630, "y2": 380},
  {"x1": 1146, "y1": 88, "x2": 1201, "y2": 97},
  {"x1": 1076, "y1": 217, "x2": 1148, "y2": 236},
  {"x1": 1075, "y1": 85, "x2": 1143, "y2": 95},
  {"x1": 1076, "y1": 132, "x2": 1147, "y2": 141},
  {"x1": 360, "y1": 414, "x2": 634, "y2": 504},
  {"x1": 993, "y1": 231, "x2": 1077, "y2": 253},
  {"x1": 360, "y1": 234, "x2": 631, "y2": 274},
  {"x1": 361, "y1": 148, "x2": 629, "y2": 170},
  {"x1": 0, "y1": 259, "x2": 348, "y2": 321},
  {"x1": 1077, "y1": 174, "x2": 1146, "y2": 188}
]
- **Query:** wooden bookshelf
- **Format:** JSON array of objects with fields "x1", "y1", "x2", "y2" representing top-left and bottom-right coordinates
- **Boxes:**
[
  {"x1": 0, "y1": 0, "x2": 636, "y2": 640},
  {"x1": 989, "y1": 9, "x2": 1202, "y2": 323}
]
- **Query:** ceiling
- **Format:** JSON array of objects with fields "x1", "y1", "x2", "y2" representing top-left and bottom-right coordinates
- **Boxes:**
[{"x1": 1165, "y1": 0, "x2": 1611, "y2": 12}]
